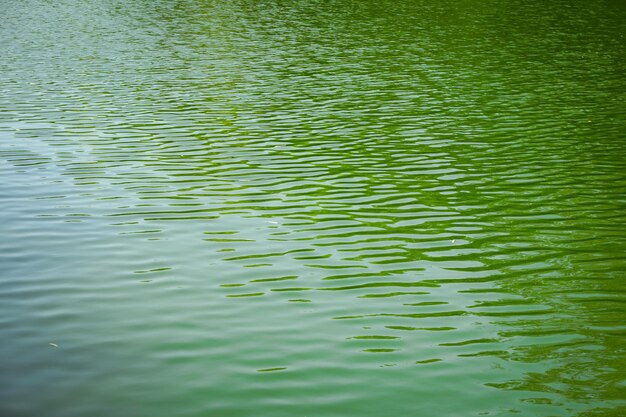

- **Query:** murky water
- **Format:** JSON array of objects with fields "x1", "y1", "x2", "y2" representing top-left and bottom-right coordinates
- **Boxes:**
[{"x1": 1, "y1": 1, "x2": 626, "y2": 416}]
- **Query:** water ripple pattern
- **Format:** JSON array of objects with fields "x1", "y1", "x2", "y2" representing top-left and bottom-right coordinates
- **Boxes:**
[{"x1": 1, "y1": 1, "x2": 625, "y2": 416}]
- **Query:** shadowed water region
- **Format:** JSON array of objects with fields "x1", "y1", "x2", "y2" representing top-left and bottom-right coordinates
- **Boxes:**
[{"x1": 1, "y1": 0, "x2": 626, "y2": 416}]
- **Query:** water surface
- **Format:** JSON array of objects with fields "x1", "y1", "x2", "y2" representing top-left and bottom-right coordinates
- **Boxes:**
[{"x1": 1, "y1": 1, "x2": 626, "y2": 416}]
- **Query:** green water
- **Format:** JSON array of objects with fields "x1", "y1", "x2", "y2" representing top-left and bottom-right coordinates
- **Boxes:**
[{"x1": 1, "y1": 1, "x2": 626, "y2": 416}]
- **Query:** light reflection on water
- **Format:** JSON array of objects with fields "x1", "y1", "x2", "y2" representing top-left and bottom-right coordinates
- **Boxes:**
[{"x1": 1, "y1": 1, "x2": 626, "y2": 416}]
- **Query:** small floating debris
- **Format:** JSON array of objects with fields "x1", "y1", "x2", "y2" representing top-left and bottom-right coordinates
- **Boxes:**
[{"x1": 49, "y1": 343, "x2": 58, "y2": 348}]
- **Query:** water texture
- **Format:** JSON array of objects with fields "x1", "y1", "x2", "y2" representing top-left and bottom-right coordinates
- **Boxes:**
[{"x1": 1, "y1": 1, "x2": 626, "y2": 416}]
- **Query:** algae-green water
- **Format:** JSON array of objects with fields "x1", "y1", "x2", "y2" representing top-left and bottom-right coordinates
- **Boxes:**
[{"x1": 1, "y1": 1, "x2": 626, "y2": 416}]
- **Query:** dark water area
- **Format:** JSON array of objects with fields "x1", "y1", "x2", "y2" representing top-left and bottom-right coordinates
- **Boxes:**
[{"x1": 1, "y1": 1, "x2": 626, "y2": 416}]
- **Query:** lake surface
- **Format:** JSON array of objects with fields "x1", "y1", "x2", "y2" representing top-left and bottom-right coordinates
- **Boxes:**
[{"x1": 1, "y1": 1, "x2": 626, "y2": 416}]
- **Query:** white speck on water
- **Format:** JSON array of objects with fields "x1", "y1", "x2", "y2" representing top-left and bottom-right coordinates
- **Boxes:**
[{"x1": 49, "y1": 343, "x2": 58, "y2": 348}]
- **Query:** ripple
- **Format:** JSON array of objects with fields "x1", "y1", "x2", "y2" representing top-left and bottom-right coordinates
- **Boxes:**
[{"x1": 1, "y1": 0, "x2": 626, "y2": 416}]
